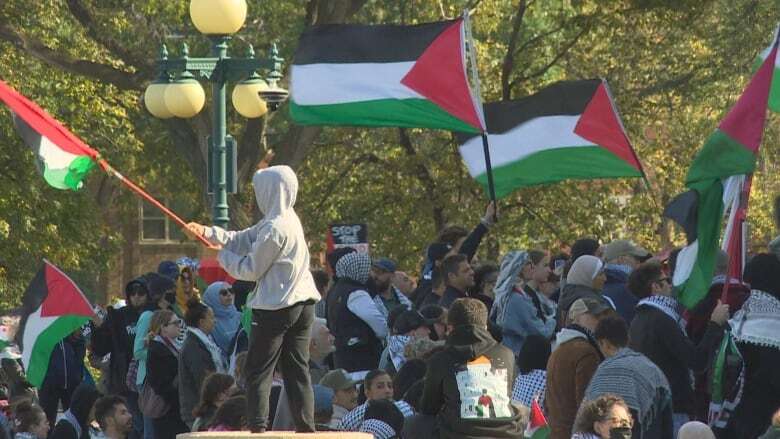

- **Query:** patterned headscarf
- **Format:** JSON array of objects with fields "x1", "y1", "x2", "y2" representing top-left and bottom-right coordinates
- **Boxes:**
[
  {"x1": 335, "y1": 252, "x2": 371, "y2": 284},
  {"x1": 492, "y1": 251, "x2": 530, "y2": 323},
  {"x1": 358, "y1": 419, "x2": 397, "y2": 439}
]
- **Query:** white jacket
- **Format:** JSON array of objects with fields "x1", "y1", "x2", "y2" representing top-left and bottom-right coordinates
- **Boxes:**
[{"x1": 204, "y1": 166, "x2": 320, "y2": 310}]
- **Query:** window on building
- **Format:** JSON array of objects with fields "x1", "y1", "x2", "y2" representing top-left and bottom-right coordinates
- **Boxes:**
[{"x1": 139, "y1": 199, "x2": 186, "y2": 243}]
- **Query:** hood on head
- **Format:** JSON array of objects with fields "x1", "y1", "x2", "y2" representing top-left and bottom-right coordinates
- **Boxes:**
[
  {"x1": 253, "y1": 165, "x2": 298, "y2": 218},
  {"x1": 445, "y1": 324, "x2": 497, "y2": 362},
  {"x1": 68, "y1": 383, "x2": 101, "y2": 425},
  {"x1": 143, "y1": 272, "x2": 176, "y2": 302},
  {"x1": 552, "y1": 327, "x2": 588, "y2": 351},
  {"x1": 124, "y1": 276, "x2": 149, "y2": 301}
]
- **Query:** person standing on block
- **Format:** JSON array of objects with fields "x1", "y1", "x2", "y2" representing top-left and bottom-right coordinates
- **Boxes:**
[{"x1": 185, "y1": 165, "x2": 320, "y2": 433}]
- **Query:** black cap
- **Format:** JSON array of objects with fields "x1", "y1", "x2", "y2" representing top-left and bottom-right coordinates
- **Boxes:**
[{"x1": 393, "y1": 310, "x2": 430, "y2": 334}]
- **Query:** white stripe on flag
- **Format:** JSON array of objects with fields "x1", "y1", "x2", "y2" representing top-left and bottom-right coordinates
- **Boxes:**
[
  {"x1": 38, "y1": 134, "x2": 82, "y2": 169},
  {"x1": 673, "y1": 240, "x2": 699, "y2": 287},
  {"x1": 21, "y1": 307, "x2": 56, "y2": 370},
  {"x1": 459, "y1": 115, "x2": 591, "y2": 176},
  {"x1": 291, "y1": 62, "x2": 422, "y2": 105}
]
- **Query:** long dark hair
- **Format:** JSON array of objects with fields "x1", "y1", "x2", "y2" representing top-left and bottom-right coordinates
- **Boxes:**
[
  {"x1": 208, "y1": 396, "x2": 247, "y2": 431},
  {"x1": 193, "y1": 373, "x2": 235, "y2": 418}
]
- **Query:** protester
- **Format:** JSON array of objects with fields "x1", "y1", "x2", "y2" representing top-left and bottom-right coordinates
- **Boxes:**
[
  {"x1": 178, "y1": 299, "x2": 226, "y2": 429},
  {"x1": 546, "y1": 298, "x2": 608, "y2": 439},
  {"x1": 392, "y1": 359, "x2": 426, "y2": 402},
  {"x1": 559, "y1": 255, "x2": 610, "y2": 326},
  {"x1": 511, "y1": 334, "x2": 551, "y2": 410},
  {"x1": 312, "y1": 385, "x2": 336, "y2": 431},
  {"x1": 202, "y1": 281, "x2": 241, "y2": 357},
  {"x1": 187, "y1": 166, "x2": 321, "y2": 434},
  {"x1": 472, "y1": 262, "x2": 499, "y2": 306},
  {"x1": 492, "y1": 251, "x2": 557, "y2": 354},
  {"x1": 386, "y1": 311, "x2": 431, "y2": 372},
  {"x1": 327, "y1": 252, "x2": 387, "y2": 372},
  {"x1": 392, "y1": 271, "x2": 417, "y2": 300},
  {"x1": 207, "y1": 396, "x2": 247, "y2": 431},
  {"x1": 312, "y1": 269, "x2": 331, "y2": 319},
  {"x1": 628, "y1": 261, "x2": 727, "y2": 433},
  {"x1": 371, "y1": 258, "x2": 413, "y2": 319},
  {"x1": 571, "y1": 394, "x2": 632, "y2": 439},
  {"x1": 760, "y1": 409, "x2": 780, "y2": 439},
  {"x1": 190, "y1": 374, "x2": 235, "y2": 432},
  {"x1": 585, "y1": 315, "x2": 673, "y2": 437},
  {"x1": 419, "y1": 304, "x2": 448, "y2": 341},
  {"x1": 438, "y1": 254, "x2": 477, "y2": 309},
  {"x1": 601, "y1": 240, "x2": 649, "y2": 323},
  {"x1": 0, "y1": 360, "x2": 33, "y2": 402},
  {"x1": 10, "y1": 401, "x2": 48, "y2": 439},
  {"x1": 318, "y1": 369, "x2": 359, "y2": 428},
  {"x1": 49, "y1": 383, "x2": 100, "y2": 439},
  {"x1": 94, "y1": 395, "x2": 133, "y2": 439},
  {"x1": 419, "y1": 298, "x2": 523, "y2": 438},
  {"x1": 677, "y1": 421, "x2": 716, "y2": 439},
  {"x1": 39, "y1": 329, "x2": 85, "y2": 429},
  {"x1": 145, "y1": 310, "x2": 188, "y2": 438},
  {"x1": 727, "y1": 254, "x2": 780, "y2": 438},
  {"x1": 358, "y1": 399, "x2": 404, "y2": 439},
  {"x1": 339, "y1": 370, "x2": 414, "y2": 431},
  {"x1": 173, "y1": 266, "x2": 200, "y2": 317},
  {"x1": 563, "y1": 238, "x2": 602, "y2": 282}
]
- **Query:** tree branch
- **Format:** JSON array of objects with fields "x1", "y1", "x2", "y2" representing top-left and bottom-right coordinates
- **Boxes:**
[
  {"x1": 501, "y1": 0, "x2": 528, "y2": 101},
  {"x1": 0, "y1": 23, "x2": 142, "y2": 91},
  {"x1": 509, "y1": 23, "x2": 590, "y2": 88},
  {"x1": 399, "y1": 128, "x2": 446, "y2": 230}
]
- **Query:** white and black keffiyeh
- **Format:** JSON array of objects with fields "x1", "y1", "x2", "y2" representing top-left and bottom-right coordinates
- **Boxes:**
[
  {"x1": 511, "y1": 369, "x2": 547, "y2": 409},
  {"x1": 638, "y1": 295, "x2": 687, "y2": 332},
  {"x1": 336, "y1": 252, "x2": 372, "y2": 284},
  {"x1": 730, "y1": 290, "x2": 780, "y2": 350},
  {"x1": 358, "y1": 419, "x2": 397, "y2": 439},
  {"x1": 338, "y1": 400, "x2": 415, "y2": 431}
]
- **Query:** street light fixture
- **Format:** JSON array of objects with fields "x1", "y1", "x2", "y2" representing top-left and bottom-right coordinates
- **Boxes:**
[{"x1": 143, "y1": 0, "x2": 288, "y2": 229}]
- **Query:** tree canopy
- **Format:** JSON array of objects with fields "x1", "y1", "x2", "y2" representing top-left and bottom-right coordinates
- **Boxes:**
[{"x1": 1, "y1": 0, "x2": 779, "y2": 302}]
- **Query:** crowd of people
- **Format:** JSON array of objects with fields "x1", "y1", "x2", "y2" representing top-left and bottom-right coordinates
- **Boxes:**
[{"x1": 1, "y1": 167, "x2": 780, "y2": 439}]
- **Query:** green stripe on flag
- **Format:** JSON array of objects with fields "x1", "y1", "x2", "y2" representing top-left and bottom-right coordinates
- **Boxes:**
[
  {"x1": 474, "y1": 146, "x2": 641, "y2": 198},
  {"x1": 42, "y1": 156, "x2": 95, "y2": 191},
  {"x1": 685, "y1": 130, "x2": 756, "y2": 185},
  {"x1": 529, "y1": 426, "x2": 550, "y2": 439},
  {"x1": 290, "y1": 99, "x2": 480, "y2": 133},
  {"x1": 26, "y1": 315, "x2": 89, "y2": 387}
]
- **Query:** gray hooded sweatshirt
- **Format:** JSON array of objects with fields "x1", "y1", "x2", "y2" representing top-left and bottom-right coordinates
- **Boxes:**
[{"x1": 204, "y1": 166, "x2": 320, "y2": 310}]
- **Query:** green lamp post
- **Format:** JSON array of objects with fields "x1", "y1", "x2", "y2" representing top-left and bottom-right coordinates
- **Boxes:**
[{"x1": 144, "y1": 0, "x2": 289, "y2": 229}]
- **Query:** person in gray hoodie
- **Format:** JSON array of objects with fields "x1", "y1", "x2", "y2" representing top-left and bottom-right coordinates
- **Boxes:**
[{"x1": 186, "y1": 165, "x2": 320, "y2": 433}]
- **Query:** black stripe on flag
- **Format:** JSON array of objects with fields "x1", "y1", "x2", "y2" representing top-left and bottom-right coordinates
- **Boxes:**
[
  {"x1": 11, "y1": 113, "x2": 46, "y2": 175},
  {"x1": 293, "y1": 20, "x2": 455, "y2": 65},
  {"x1": 456, "y1": 79, "x2": 601, "y2": 141},
  {"x1": 663, "y1": 190, "x2": 699, "y2": 244},
  {"x1": 14, "y1": 265, "x2": 48, "y2": 350}
]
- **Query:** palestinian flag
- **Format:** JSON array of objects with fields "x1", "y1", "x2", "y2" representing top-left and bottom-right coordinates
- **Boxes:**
[
  {"x1": 665, "y1": 36, "x2": 777, "y2": 308},
  {"x1": 524, "y1": 399, "x2": 550, "y2": 439},
  {"x1": 0, "y1": 325, "x2": 11, "y2": 350},
  {"x1": 0, "y1": 79, "x2": 98, "y2": 190},
  {"x1": 15, "y1": 260, "x2": 95, "y2": 387},
  {"x1": 290, "y1": 18, "x2": 484, "y2": 133},
  {"x1": 755, "y1": 24, "x2": 780, "y2": 113},
  {"x1": 457, "y1": 79, "x2": 644, "y2": 197}
]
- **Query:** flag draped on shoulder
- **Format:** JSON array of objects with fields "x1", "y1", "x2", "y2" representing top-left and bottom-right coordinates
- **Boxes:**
[
  {"x1": 290, "y1": 18, "x2": 484, "y2": 133},
  {"x1": 457, "y1": 79, "x2": 643, "y2": 197},
  {"x1": 0, "y1": 80, "x2": 99, "y2": 190},
  {"x1": 15, "y1": 260, "x2": 95, "y2": 387},
  {"x1": 666, "y1": 35, "x2": 777, "y2": 309}
]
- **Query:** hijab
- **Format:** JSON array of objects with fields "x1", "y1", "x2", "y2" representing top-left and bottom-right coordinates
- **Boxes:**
[
  {"x1": 203, "y1": 281, "x2": 242, "y2": 354},
  {"x1": 566, "y1": 255, "x2": 604, "y2": 288}
]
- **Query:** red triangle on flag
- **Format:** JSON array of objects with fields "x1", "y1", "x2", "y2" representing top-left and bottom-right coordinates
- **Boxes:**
[
  {"x1": 400, "y1": 19, "x2": 483, "y2": 132},
  {"x1": 40, "y1": 262, "x2": 95, "y2": 318},
  {"x1": 529, "y1": 399, "x2": 548, "y2": 428},
  {"x1": 574, "y1": 82, "x2": 643, "y2": 171}
]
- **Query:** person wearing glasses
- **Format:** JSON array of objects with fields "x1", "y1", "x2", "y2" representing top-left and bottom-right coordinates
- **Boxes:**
[
  {"x1": 145, "y1": 310, "x2": 188, "y2": 438},
  {"x1": 572, "y1": 394, "x2": 633, "y2": 439},
  {"x1": 202, "y1": 281, "x2": 241, "y2": 357},
  {"x1": 627, "y1": 261, "x2": 729, "y2": 436},
  {"x1": 185, "y1": 165, "x2": 320, "y2": 433}
]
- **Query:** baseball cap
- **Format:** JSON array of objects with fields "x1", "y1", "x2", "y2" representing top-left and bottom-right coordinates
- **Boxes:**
[
  {"x1": 372, "y1": 257, "x2": 397, "y2": 273},
  {"x1": 393, "y1": 310, "x2": 430, "y2": 335},
  {"x1": 568, "y1": 298, "x2": 611, "y2": 321},
  {"x1": 319, "y1": 369, "x2": 359, "y2": 391},
  {"x1": 603, "y1": 240, "x2": 650, "y2": 262}
]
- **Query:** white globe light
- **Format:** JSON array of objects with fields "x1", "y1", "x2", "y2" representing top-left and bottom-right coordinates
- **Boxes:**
[
  {"x1": 164, "y1": 78, "x2": 205, "y2": 118},
  {"x1": 232, "y1": 79, "x2": 268, "y2": 118},
  {"x1": 144, "y1": 82, "x2": 174, "y2": 119},
  {"x1": 190, "y1": 0, "x2": 247, "y2": 35}
]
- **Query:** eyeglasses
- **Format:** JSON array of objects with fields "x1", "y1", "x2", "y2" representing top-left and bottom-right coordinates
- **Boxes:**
[{"x1": 219, "y1": 289, "x2": 234, "y2": 297}]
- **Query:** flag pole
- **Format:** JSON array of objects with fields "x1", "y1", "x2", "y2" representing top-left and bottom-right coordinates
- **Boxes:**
[
  {"x1": 463, "y1": 10, "x2": 498, "y2": 213},
  {"x1": 97, "y1": 158, "x2": 218, "y2": 250}
]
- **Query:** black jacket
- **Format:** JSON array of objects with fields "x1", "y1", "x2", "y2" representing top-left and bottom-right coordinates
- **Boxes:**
[
  {"x1": 178, "y1": 332, "x2": 218, "y2": 427},
  {"x1": 147, "y1": 339, "x2": 181, "y2": 417},
  {"x1": 327, "y1": 278, "x2": 382, "y2": 372},
  {"x1": 439, "y1": 286, "x2": 468, "y2": 309},
  {"x1": 728, "y1": 342, "x2": 780, "y2": 439},
  {"x1": 42, "y1": 334, "x2": 85, "y2": 392},
  {"x1": 49, "y1": 383, "x2": 100, "y2": 439},
  {"x1": 420, "y1": 324, "x2": 523, "y2": 439},
  {"x1": 628, "y1": 304, "x2": 724, "y2": 415}
]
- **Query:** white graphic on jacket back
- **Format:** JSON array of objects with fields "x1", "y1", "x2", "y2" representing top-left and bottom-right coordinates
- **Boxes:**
[{"x1": 455, "y1": 355, "x2": 512, "y2": 419}]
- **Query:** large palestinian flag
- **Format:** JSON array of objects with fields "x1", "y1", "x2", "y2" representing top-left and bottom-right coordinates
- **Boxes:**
[
  {"x1": 665, "y1": 36, "x2": 777, "y2": 309},
  {"x1": 755, "y1": 24, "x2": 780, "y2": 113},
  {"x1": 290, "y1": 18, "x2": 484, "y2": 133},
  {"x1": 15, "y1": 261, "x2": 95, "y2": 387},
  {"x1": 457, "y1": 79, "x2": 643, "y2": 197},
  {"x1": 0, "y1": 79, "x2": 98, "y2": 190}
]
